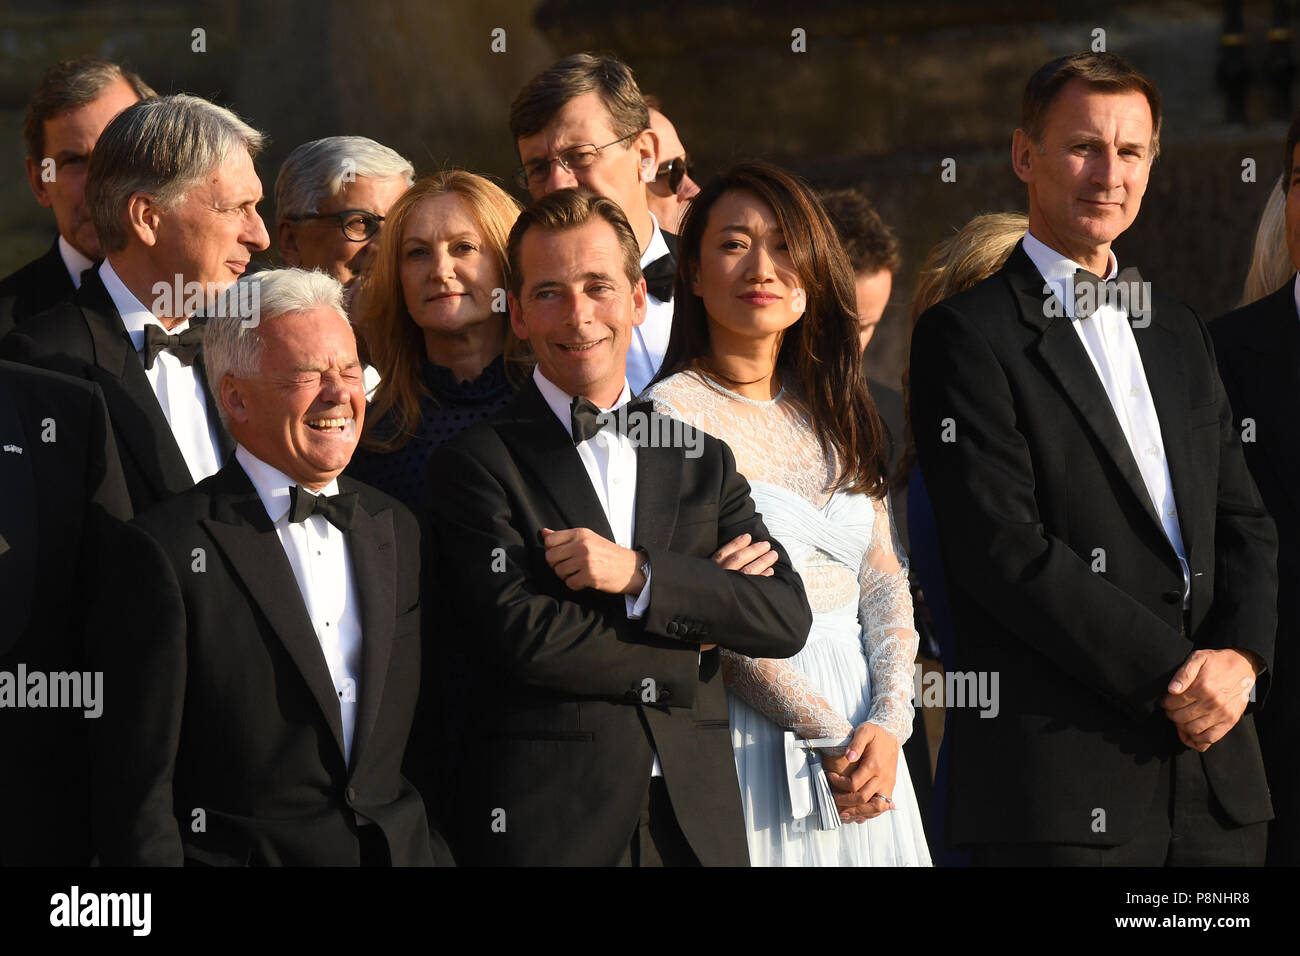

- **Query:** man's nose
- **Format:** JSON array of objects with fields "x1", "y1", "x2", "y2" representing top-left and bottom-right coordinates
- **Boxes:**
[
  {"x1": 245, "y1": 211, "x2": 271, "y2": 251},
  {"x1": 542, "y1": 162, "x2": 579, "y2": 195},
  {"x1": 679, "y1": 175, "x2": 700, "y2": 200}
]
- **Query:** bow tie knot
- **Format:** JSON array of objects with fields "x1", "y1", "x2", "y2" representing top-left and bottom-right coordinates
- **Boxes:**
[
  {"x1": 1073, "y1": 266, "x2": 1145, "y2": 320},
  {"x1": 288, "y1": 485, "x2": 358, "y2": 531},
  {"x1": 142, "y1": 323, "x2": 204, "y2": 370},
  {"x1": 570, "y1": 396, "x2": 611, "y2": 445}
]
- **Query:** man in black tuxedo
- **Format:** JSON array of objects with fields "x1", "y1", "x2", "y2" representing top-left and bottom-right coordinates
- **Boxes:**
[
  {"x1": 1209, "y1": 114, "x2": 1300, "y2": 865},
  {"x1": 0, "y1": 361, "x2": 131, "y2": 865},
  {"x1": 423, "y1": 189, "x2": 811, "y2": 866},
  {"x1": 909, "y1": 52, "x2": 1277, "y2": 865},
  {"x1": 511, "y1": 52, "x2": 676, "y2": 394},
  {"x1": 0, "y1": 57, "x2": 151, "y2": 340},
  {"x1": 1, "y1": 93, "x2": 270, "y2": 513},
  {"x1": 89, "y1": 268, "x2": 448, "y2": 866}
]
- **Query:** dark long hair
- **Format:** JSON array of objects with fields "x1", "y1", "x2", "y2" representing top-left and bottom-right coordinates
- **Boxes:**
[{"x1": 650, "y1": 160, "x2": 888, "y2": 496}]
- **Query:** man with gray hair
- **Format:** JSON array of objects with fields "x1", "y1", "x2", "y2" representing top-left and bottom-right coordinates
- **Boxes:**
[
  {"x1": 1, "y1": 93, "x2": 270, "y2": 513},
  {"x1": 0, "y1": 56, "x2": 153, "y2": 338},
  {"x1": 276, "y1": 136, "x2": 413, "y2": 294},
  {"x1": 90, "y1": 267, "x2": 450, "y2": 865}
]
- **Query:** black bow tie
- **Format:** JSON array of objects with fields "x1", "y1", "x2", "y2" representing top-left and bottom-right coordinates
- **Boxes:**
[
  {"x1": 642, "y1": 253, "x2": 675, "y2": 303},
  {"x1": 1073, "y1": 266, "x2": 1144, "y2": 319},
  {"x1": 142, "y1": 323, "x2": 204, "y2": 370},
  {"x1": 570, "y1": 396, "x2": 609, "y2": 445},
  {"x1": 288, "y1": 485, "x2": 358, "y2": 531}
]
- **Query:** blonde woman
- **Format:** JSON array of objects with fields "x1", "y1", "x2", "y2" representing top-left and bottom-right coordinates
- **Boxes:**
[{"x1": 346, "y1": 172, "x2": 521, "y2": 509}]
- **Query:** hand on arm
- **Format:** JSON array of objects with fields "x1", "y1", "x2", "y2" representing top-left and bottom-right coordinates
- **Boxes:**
[{"x1": 541, "y1": 527, "x2": 645, "y2": 595}]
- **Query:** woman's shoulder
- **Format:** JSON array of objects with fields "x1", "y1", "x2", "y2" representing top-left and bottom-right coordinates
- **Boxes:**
[{"x1": 641, "y1": 368, "x2": 714, "y2": 411}]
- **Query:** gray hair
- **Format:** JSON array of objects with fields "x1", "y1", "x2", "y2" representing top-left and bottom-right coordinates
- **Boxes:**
[
  {"x1": 87, "y1": 93, "x2": 266, "y2": 253},
  {"x1": 23, "y1": 56, "x2": 155, "y2": 162},
  {"x1": 203, "y1": 268, "x2": 347, "y2": 429},
  {"x1": 275, "y1": 136, "x2": 414, "y2": 221}
]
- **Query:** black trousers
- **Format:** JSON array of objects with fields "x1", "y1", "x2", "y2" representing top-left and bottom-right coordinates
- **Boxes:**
[
  {"x1": 972, "y1": 748, "x2": 1267, "y2": 866},
  {"x1": 619, "y1": 778, "x2": 700, "y2": 867}
]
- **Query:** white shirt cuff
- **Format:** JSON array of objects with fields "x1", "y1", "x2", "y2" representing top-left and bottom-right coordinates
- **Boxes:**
[{"x1": 626, "y1": 565, "x2": 652, "y2": 619}]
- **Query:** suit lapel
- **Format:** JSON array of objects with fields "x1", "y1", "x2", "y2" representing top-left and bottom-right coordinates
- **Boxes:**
[
  {"x1": 200, "y1": 464, "x2": 348, "y2": 764},
  {"x1": 630, "y1": 401, "x2": 682, "y2": 553},
  {"x1": 0, "y1": 375, "x2": 36, "y2": 653},
  {"x1": 1009, "y1": 245, "x2": 1168, "y2": 540},
  {"x1": 341, "y1": 480, "x2": 395, "y2": 771},
  {"x1": 79, "y1": 271, "x2": 195, "y2": 498},
  {"x1": 497, "y1": 381, "x2": 616, "y2": 540}
]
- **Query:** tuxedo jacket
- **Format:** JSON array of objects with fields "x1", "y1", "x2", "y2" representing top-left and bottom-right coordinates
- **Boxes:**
[
  {"x1": 89, "y1": 461, "x2": 450, "y2": 866},
  {"x1": 421, "y1": 381, "x2": 812, "y2": 866},
  {"x1": 0, "y1": 361, "x2": 130, "y2": 865},
  {"x1": 0, "y1": 238, "x2": 75, "y2": 342},
  {"x1": 1211, "y1": 278, "x2": 1300, "y2": 863},
  {"x1": 909, "y1": 243, "x2": 1278, "y2": 848},
  {"x1": 0, "y1": 267, "x2": 233, "y2": 513}
]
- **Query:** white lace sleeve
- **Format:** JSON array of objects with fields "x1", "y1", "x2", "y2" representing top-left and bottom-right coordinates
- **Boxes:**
[
  {"x1": 720, "y1": 650, "x2": 854, "y2": 739},
  {"x1": 858, "y1": 493, "x2": 919, "y2": 744}
]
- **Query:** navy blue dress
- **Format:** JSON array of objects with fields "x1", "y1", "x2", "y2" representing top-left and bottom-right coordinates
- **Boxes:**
[{"x1": 347, "y1": 354, "x2": 515, "y2": 513}]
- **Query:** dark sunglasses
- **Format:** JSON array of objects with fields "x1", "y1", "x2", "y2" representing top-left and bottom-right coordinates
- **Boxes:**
[{"x1": 655, "y1": 156, "x2": 693, "y2": 193}]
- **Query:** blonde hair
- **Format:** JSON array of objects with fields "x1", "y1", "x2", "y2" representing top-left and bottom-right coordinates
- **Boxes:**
[
  {"x1": 1240, "y1": 173, "x2": 1293, "y2": 307},
  {"x1": 357, "y1": 171, "x2": 521, "y2": 453},
  {"x1": 897, "y1": 211, "x2": 1029, "y2": 489}
]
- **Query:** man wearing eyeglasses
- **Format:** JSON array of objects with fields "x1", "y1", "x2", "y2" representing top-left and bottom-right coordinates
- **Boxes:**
[
  {"x1": 510, "y1": 53, "x2": 676, "y2": 395},
  {"x1": 644, "y1": 98, "x2": 699, "y2": 237},
  {"x1": 276, "y1": 136, "x2": 414, "y2": 295}
]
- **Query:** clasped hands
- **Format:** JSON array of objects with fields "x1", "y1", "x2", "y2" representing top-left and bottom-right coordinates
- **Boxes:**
[{"x1": 1161, "y1": 647, "x2": 1262, "y2": 752}]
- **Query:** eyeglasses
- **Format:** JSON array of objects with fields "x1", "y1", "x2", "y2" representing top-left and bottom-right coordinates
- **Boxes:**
[
  {"x1": 285, "y1": 209, "x2": 385, "y2": 242},
  {"x1": 652, "y1": 155, "x2": 694, "y2": 195},
  {"x1": 515, "y1": 132, "x2": 640, "y2": 190}
]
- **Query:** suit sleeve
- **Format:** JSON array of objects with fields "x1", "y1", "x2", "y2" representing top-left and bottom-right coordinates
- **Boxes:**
[
  {"x1": 87, "y1": 513, "x2": 186, "y2": 866},
  {"x1": 1196, "y1": 314, "x2": 1278, "y2": 701},
  {"x1": 84, "y1": 380, "x2": 132, "y2": 521},
  {"x1": 424, "y1": 437, "x2": 809, "y2": 709},
  {"x1": 635, "y1": 437, "x2": 811, "y2": 659},
  {"x1": 910, "y1": 302, "x2": 1192, "y2": 721}
]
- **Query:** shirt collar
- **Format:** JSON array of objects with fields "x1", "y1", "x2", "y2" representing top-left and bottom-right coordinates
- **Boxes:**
[
  {"x1": 641, "y1": 212, "x2": 670, "y2": 269},
  {"x1": 99, "y1": 258, "x2": 191, "y2": 349},
  {"x1": 532, "y1": 367, "x2": 631, "y2": 441},
  {"x1": 57, "y1": 235, "x2": 95, "y2": 290},
  {"x1": 235, "y1": 445, "x2": 340, "y2": 524},
  {"x1": 1291, "y1": 272, "x2": 1300, "y2": 326},
  {"x1": 1021, "y1": 230, "x2": 1119, "y2": 319}
]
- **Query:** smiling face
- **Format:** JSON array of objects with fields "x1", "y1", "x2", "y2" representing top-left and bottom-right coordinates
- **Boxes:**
[
  {"x1": 516, "y1": 91, "x2": 655, "y2": 237},
  {"x1": 149, "y1": 148, "x2": 269, "y2": 294},
  {"x1": 26, "y1": 77, "x2": 141, "y2": 259},
  {"x1": 400, "y1": 192, "x2": 505, "y2": 337},
  {"x1": 279, "y1": 173, "x2": 409, "y2": 287},
  {"x1": 1013, "y1": 78, "x2": 1154, "y2": 273},
  {"x1": 222, "y1": 307, "x2": 366, "y2": 490},
  {"x1": 508, "y1": 218, "x2": 645, "y2": 406},
  {"x1": 692, "y1": 189, "x2": 805, "y2": 350}
]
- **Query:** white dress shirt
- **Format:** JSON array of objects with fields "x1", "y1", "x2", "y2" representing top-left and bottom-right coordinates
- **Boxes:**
[
  {"x1": 100, "y1": 259, "x2": 224, "y2": 483},
  {"x1": 236, "y1": 446, "x2": 364, "y2": 763},
  {"x1": 626, "y1": 213, "x2": 674, "y2": 396},
  {"x1": 1022, "y1": 232, "x2": 1189, "y2": 604},
  {"x1": 57, "y1": 235, "x2": 94, "y2": 290},
  {"x1": 1291, "y1": 271, "x2": 1300, "y2": 324},
  {"x1": 533, "y1": 367, "x2": 663, "y2": 775}
]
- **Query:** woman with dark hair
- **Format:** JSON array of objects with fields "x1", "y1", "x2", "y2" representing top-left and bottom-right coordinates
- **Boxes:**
[
  {"x1": 346, "y1": 171, "x2": 521, "y2": 510},
  {"x1": 643, "y1": 161, "x2": 930, "y2": 866}
]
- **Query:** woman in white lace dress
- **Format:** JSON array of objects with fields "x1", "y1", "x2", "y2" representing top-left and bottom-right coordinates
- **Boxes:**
[{"x1": 643, "y1": 162, "x2": 930, "y2": 866}]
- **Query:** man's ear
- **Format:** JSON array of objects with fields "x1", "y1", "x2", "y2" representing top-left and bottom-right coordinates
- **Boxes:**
[
  {"x1": 1011, "y1": 128, "x2": 1036, "y2": 185},
  {"x1": 631, "y1": 276, "x2": 647, "y2": 327},
  {"x1": 220, "y1": 374, "x2": 251, "y2": 426},
  {"x1": 278, "y1": 219, "x2": 302, "y2": 266},
  {"x1": 635, "y1": 128, "x2": 660, "y2": 183},
  {"x1": 126, "y1": 192, "x2": 163, "y2": 247},
  {"x1": 25, "y1": 156, "x2": 52, "y2": 208},
  {"x1": 508, "y1": 291, "x2": 528, "y2": 340}
]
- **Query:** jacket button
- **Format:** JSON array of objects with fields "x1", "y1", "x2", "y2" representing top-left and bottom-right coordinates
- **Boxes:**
[
  {"x1": 1161, "y1": 589, "x2": 1181, "y2": 604},
  {"x1": 667, "y1": 621, "x2": 679, "y2": 635},
  {"x1": 345, "y1": 786, "x2": 357, "y2": 803}
]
